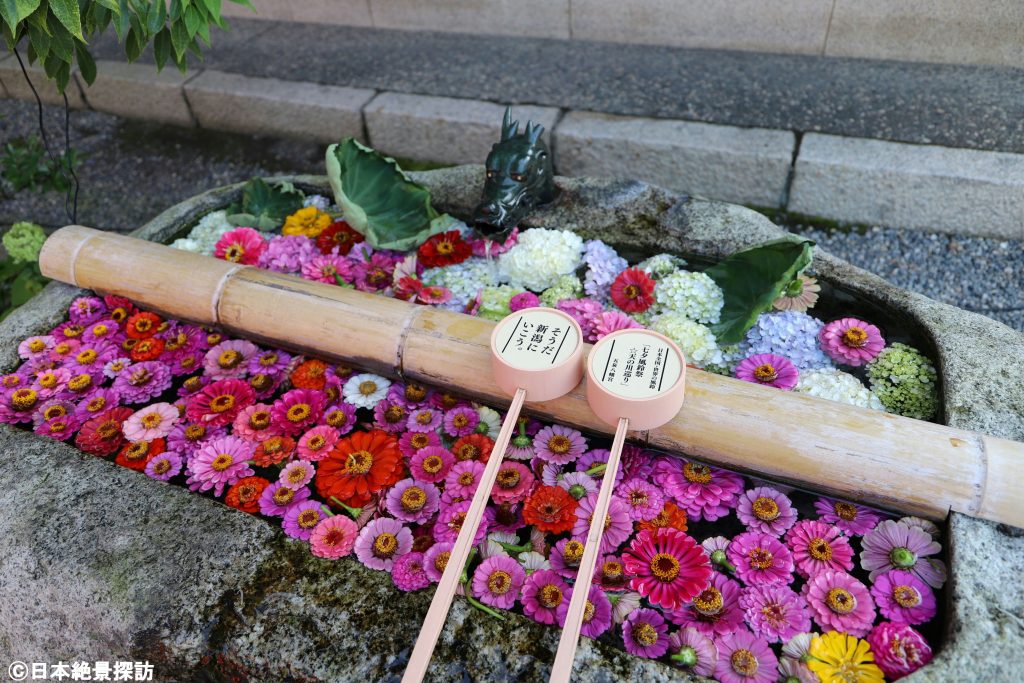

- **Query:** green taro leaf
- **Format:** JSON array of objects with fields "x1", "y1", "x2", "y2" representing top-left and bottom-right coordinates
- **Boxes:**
[
  {"x1": 705, "y1": 237, "x2": 815, "y2": 345},
  {"x1": 326, "y1": 138, "x2": 449, "y2": 251},
  {"x1": 227, "y1": 177, "x2": 305, "y2": 230}
]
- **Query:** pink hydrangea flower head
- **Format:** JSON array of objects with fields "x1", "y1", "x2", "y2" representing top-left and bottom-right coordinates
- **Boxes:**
[
  {"x1": 736, "y1": 486, "x2": 797, "y2": 536},
  {"x1": 819, "y1": 317, "x2": 885, "y2": 366},
  {"x1": 735, "y1": 353, "x2": 799, "y2": 390},
  {"x1": 214, "y1": 227, "x2": 266, "y2": 265},
  {"x1": 668, "y1": 571, "x2": 745, "y2": 637},
  {"x1": 860, "y1": 519, "x2": 947, "y2": 588},
  {"x1": 785, "y1": 519, "x2": 855, "y2": 578},
  {"x1": 623, "y1": 608, "x2": 670, "y2": 659},
  {"x1": 803, "y1": 570, "x2": 876, "y2": 637},
  {"x1": 866, "y1": 622, "x2": 933, "y2": 680},
  {"x1": 738, "y1": 584, "x2": 812, "y2": 643},
  {"x1": 714, "y1": 629, "x2": 779, "y2": 683},
  {"x1": 354, "y1": 517, "x2": 413, "y2": 571},
  {"x1": 728, "y1": 531, "x2": 794, "y2": 586},
  {"x1": 533, "y1": 424, "x2": 587, "y2": 465},
  {"x1": 472, "y1": 555, "x2": 526, "y2": 610},
  {"x1": 870, "y1": 569, "x2": 937, "y2": 625},
  {"x1": 309, "y1": 514, "x2": 358, "y2": 559},
  {"x1": 814, "y1": 497, "x2": 883, "y2": 536},
  {"x1": 385, "y1": 478, "x2": 441, "y2": 524}
]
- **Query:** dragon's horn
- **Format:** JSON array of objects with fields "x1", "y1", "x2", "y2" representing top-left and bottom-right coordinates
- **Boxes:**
[
  {"x1": 501, "y1": 106, "x2": 519, "y2": 140},
  {"x1": 525, "y1": 120, "x2": 544, "y2": 145}
]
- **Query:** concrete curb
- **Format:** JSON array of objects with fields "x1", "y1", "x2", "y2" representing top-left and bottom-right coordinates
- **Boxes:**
[{"x1": 1, "y1": 63, "x2": 1021, "y2": 239}]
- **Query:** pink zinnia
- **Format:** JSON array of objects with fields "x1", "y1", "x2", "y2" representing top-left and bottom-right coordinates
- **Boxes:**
[
  {"x1": 433, "y1": 499, "x2": 491, "y2": 545},
  {"x1": 444, "y1": 460, "x2": 485, "y2": 499},
  {"x1": 424, "y1": 541, "x2": 454, "y2": 582},
  {"x1": 860, "y1": 519, "x2": 946, "y2": 588},
  {"x1": 714, "y1": 630, "x2": 778, "y2": 683},
  {"x1": 736, "y1": 486, "x2": 797, "y2": 536},
  {"x1": 819, "y1": 317, "x2": 885, "y2": 366},
  {"x1": 392, "y1": 551, "x2": 431, "y2": 591},
  {"x1": 215, "y1": 227, "x2": 266, "y2": 265},
  {"x1": 668, "y1": 627, "x2": 718, "y2": 677},
  {"x1": 144, "y1": 451, "x2": 183, "y2": 481},
  {"x1": 668, "y1": 571, "x2": 745, "y2": 637},
  {"x1": 735, "y1": 353, "x2": 799, "y2": 390},
  {"x1": 866, "y1": 622, "x2": 933, "y2": 680},
  {"x1": 803, "y1": 570, "x2": 876, "y2": 637},
  {"x1": 407, "y1": 406, "x2": 443, "y2": 433},
  {"x1": 664, "y1": 460, "x2": 744, "y2": 522},
  {"x1": 204, "y1": 339, "x2": 258, "y2": 379},
  {"x1": 622, "y1": 608, "x2": 670, "y2": 659},
  {"x1": 187, "y1": 436, "x2": 255, "y2": 497},
  {"x1": 282, "y1": 500, "x2": 325, "y2": 541},
  {"x1": 443, "y1": 406, "x2": 480, "y2": 438},
  {"x1": 617, "y1": 477, "x2": 665, "y2": 521},
  {"x1": 728, "y1": 531, "x2": 794, "y2": 586},
  {"x1": 354, "y1": 517, "x2": 412, "y2": 571},
  {"x1": 785, "y1": 519, "x2": 855, "y2": 578},
  {"x1": 385, "y1": 478, "x2": 440, "y2": 524},
  {"x1": 416, "y1": 284, "x2": 452, "y2": 305},
  {"x1": 279, "y1": 459, "x2": 315, "y2": 490},
  {"x1": 738, "y1": 585, "x2": 811, "y2": 643},
  {"x1": 573, "y1": 494, "x2": 633, "y2": 554},
  {"x1": 186, "y1": 378, "x2": 255, "y2": 427},
  {"x1": 814, "y1": 497, "x2": 883, "y2": 536},
  {"x1": 301, "y1": 254, "x2": 352, "y2": 284},
  {"x1": 409, "y1": 445, "x2": 454, "y2": 483},
  {"x1": 232, "y1": 403, "x2": 277, "y2": 442},
  {"x1": 521, "y1": 569, "x2": 569, "y2": 625},
  {"x1": 296, "y1": 425, "x2": 339, "y2": 461},
  {"x1": 472, "y1": 555, "x2": 525, "y2": 610},
  {"x1": 257, "y1": 481, "x2": 311, "y2": 517},
  {"x1": 309, "y1": 514, "x2": 358, "y2": 559},
  {"x1": 490, "y1": 461, "x2": 535, "y2": 505},
  {"x1": 271, "y1": 388, "x2": 327, "y2": 436},
  {"x1": 550, "y1": 538, "x2": 586, "y2": 579},
  {"x1": 508, "y1": 291, "x2": 540, "y2": 312},
  {"x1": 533, "y1": 425, "x2": 587, "y2": 465},
  {"x1": 592, "y1": 310, "x2": 642, "y2": 341},
  {"x1": 122, "y1": 402, "x2": 179, "y2": 442},
  {"x1": 870, "y1": 569, "x2": 937, "y2": 625},
  {"x1": 623, "y1": 528, "x2": 712, "y2": 610},
  {"x1": 556, "y1": 584, "x2": 612, "y2": 638},
  {"x1": 399, "y1": 429, "x2": 442, "y2": 458}
]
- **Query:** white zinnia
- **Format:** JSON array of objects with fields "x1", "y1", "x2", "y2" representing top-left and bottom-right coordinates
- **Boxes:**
[
  {"x1": 498, "y1": 228, "x2": 584, "y2": 292},
  {"x1": 475, "y1": 405, "x2": 502, "y2": 438},
  {"x1": 342, "y1": 373, "x2": 391, "y2": 409},
  {"x1": 794, "y1": 368, "x2": 885, "y2": 411}
]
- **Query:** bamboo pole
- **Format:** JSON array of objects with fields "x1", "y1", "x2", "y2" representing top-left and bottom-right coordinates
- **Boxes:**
[{"x1": 38, "y1": 226, "x2": 1024, "y2": 527}]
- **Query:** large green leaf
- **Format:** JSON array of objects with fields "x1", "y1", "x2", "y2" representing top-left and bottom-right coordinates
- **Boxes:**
[
  {"x1": 326, "y1": 139, "x2": 449, "y2": 251},
  {"x1": 49, "y1": 0, "x2": 83, "y2": 40},
  {"x1": 10, "y1": 267, "x2": 45, "y2": 306},
  {"x1": 226, "y1": 177, "x2": 305, "y2": 229},
  {"x1": 705, "y1": 237, "x2": 815, "y2": 345},
  {"x1": 0, "y1": 0, "x2": 40, "y2": 33}
]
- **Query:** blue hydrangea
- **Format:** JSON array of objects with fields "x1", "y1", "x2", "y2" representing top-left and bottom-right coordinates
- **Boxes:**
[
  {"x1": 422, "y1": 257, "x2": 499, "y2": 312},
  {"x1": 743, "y1": 311, "x2": 834, "y2": 371},
  {"x1": 582, "y1": 239, "x2": 627, "y2": 302}
]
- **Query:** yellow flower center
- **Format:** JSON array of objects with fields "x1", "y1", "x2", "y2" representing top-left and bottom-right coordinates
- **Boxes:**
[
  {"x1": 748, "y1": 548, "x2": 774, "y2": 570},
  {"x1": 211, "y1": 454, "x2": 234, "y2": 472},
  {"x1": 11, "y1": 388, "x2": 38, "y2": 410},
  {"x1": 456, "y1": 443, "x2": 479, "y2": 461},
  {"x1": 623, "y1": 284, "x2": 641, "y2": 300},
  {"x1": 286, "y1": 403, "x2": 311, "y2": 422},
  {"x1": 28, "y1": 339, "x2": 46, "y2": 352},
  {"x1": 752, "y1": 496, "x2": 780, "y2": 521},
  {"x1": 487, "y1": 570, "x2": 512, "y2": 595},
  {"x1": 63, "y1": 324, "x2": 84, "y2": 338},
  {"x1": 185, "y1": 424, "x2": 207, "y2": 441},
  {"x1": 754, "y1": 364, "x2": 778, "y2": 383},
  {"x1": 452, "y1": 413, "x2": 469, "y2": 428},
  {"x1": 273, "y1": 487, "x2": 296, "y2": 505},
  {"x1": 298, "y1": 509, "x2": 320, "y2": 529},
  {"x1": 133, "y1": 319, "x2": 152, "y2": 333},
  {"x1": 602, "y1": 560, "x2": 623, "y2": 581},
  {"x1": 458, "y1": 472, "x2": 475, "y2": 486},
  {"x1": 834, "y1": 502, "x2": 858, "y2": 521},
  {"x1": 683, "y1": 462, "x2": 712, "y2": 484},
  {"x1": 809, "y1": 538, "x2": 834, "y2": 561},
  {"x1": 563, "y1": 540, "x2": 584, "y2": 564},
  {"x1": 286, "y1": 466, "x2": 309, "y2": 484},
  {"x1": 325, "y1": 410, "x2": 348, "y2": 428},
  {"x1": 358, "y1": 380, "x2": 378, "y2": 396},
  {"x1": 141, "y1": 413, "x2": 163, "y2": 429},
  {"x1": 345, "y1": 450, "x2": 373, "y2": 475},
  {"x1": 43, "y1": 405, "x2": 66, "y2": 420},
  {"x1": 48, "y1": 421, "x2": 67, "y2": 433},
  {"x1": 842, "y1": 326, "x2": 868, "y2": 348},
  {"x1": 249, "y1": 410, "x2": 271, "y2": 430},
  {"x1": 224, "y1": 244, "x2": 245, "y2": 262},
  {"x1": 384, "y1": 405, "x2": 406, "y2": 423},
  {"x1": 693, "y1": 587, "x2": 724, "y2": 615},
  {"x1": 629, "y1": 490, "x2": 648, "y2": 507},
  {"x1": 547, "y1": 435, "x2": 572, "y2": 455},
  {"x1": 893, "y1": 585, "x2": 921, "y2": 608},
  {"x1": 128, "y1": 368, "x2": 152, "y2": 385},
  {"x1": 539, "y1": 584, "x2": 563, "y2": 609},
  {"x1": 38, "y1": 373, "x2": 58, "y2": 389},
  {"x1": 434, "y1": 551, "x2": 451, "y2": 574},
  {"x1": 650, "y1": 553, "x2": 681, "y2": 582},
  {"x1": 152, "y1": 459, "x2": 171, "y2": 475},
  {"x1": 496, "y1": 468, "x2": 521, "y2": 489},
  {"x1": 410, "y1": 433, "x2": 430, "y2": 449},
  {"x1": 421, "y1": 455, "x2": 444, "y2": 474},
  {"x1": 730, "y1": 649, "x2": 758, "y2": 676},
  {"x1": 416, "y1": 411, "x2": 434, "y2": 425},
  {"x1": 405, "y1": 384, "x2": 428, "y2": 402},
  {"x1": 400, "y1": 487, "x2": 427, "y2": 512},
  {"x1": 263, "y1": 437, "x2": 284, "y2": 453},
  {"x1": 86, "y1": 396, "x2": 107, "y2": 413},
  {"x1": 826, "y1": 587, "x2": 857, "y2": 614},
  {"x1": 373, "y1": 533, "x2": 399, "y2": 558},
  {"x1": 54, "y1": 342, "x2": 72, "y2": 355},
  {"x1": 583, "y1": 600, "x2": 595, "y2": 623},
  {"x1": 218, "y1": 350, "x2": 243, "y2": 369},
  {"x1": 125, "y1": 441, "x2": 150, "y2": 461},
  {"x1": 207, "y1": 333, "x2": 222, "y2": 345},
  {"x1": 632, "y1": 622, "x2": 659, "y2": 647},
  {"x1": 210, "y1": 394, "x2": 236, "y2": 413},
  {"x1": 68, "y1": 375, "x2": 92, "y2": 392},
  {"x1": 307, "y1": 435, "x2": 326, "y2": 450},
  {"x1": 96, "y1": 420, "x2": 120, "y2": 439}
]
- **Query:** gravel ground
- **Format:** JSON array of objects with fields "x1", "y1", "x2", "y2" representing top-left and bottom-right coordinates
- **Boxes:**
[{"x1": 1, "y1": 97, "x2": 1021, "y2": 332}]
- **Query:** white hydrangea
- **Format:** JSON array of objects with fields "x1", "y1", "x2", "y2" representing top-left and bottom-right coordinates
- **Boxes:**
[
  {"x1": 302, "y1": 194, "x2": 332, "y2": 211},
  {"x1": 422, "y1": 257, "x2": 499, "y2": 311},
  {"x1": 638, "y1": 253, "x2": 687, "y2": 279},
  {"x1": 794, "y1": 368, "x2": 886, "y2": 411},
  {"x1": 183, "y1": 210, "x2": 236, "y2": 255},
  {"x1": 650, "y1": 312, "x2": 724, "y2": 369},
  {"x1": 498, "y1": 228, "x2": 583, "y2": 292},
  {"x1": 169, "y1": 237, "x2": 203, "y2": 253},
  {"x1": 654, "y1": 270, "x2": 725, "y2": 324}
]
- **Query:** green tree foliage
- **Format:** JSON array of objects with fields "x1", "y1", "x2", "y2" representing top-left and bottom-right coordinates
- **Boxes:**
[{"x1": 1, "y1": 0, "x2": 254, "y2": 92}]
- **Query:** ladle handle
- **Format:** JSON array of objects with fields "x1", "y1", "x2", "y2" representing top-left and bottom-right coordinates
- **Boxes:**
[
  {"x1": 549, "y1": 417, "x2": 630, "y2": 683},
  {"x1": 403, "y1": 387, "x2": 528, "y2": 683}
]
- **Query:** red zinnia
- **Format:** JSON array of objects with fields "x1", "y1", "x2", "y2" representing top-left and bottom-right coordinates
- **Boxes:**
[
  {"x1": 76, "y1": 406, "x2": 134, "y2": 456},
  {"x1": 129, "y1": 337, "x2": 165, "y2": 362},
  {"x1": 226, "y1": 476, "x2": 271, "y2": 514},
  {"x1": 316, "y1": 429, "x2": 404, "y2": 508},
  {"x1": 523, "y1": 485, "x2": 579, "y2": 534},
  {"x1": 290, "y1": 359, "x2": 328, "y2": 391},
  {"x1": 610, "y1": 268, "x2": 656, "y2": 313},
  {"x1": 186, "y1": 378, "x2": 256, "y2": 427},
  {"x1": 418, "y1": 230, "x2": 472, "y2": 268},
  {"x1": 115, "y1": 438, "x2": 166, "y2": 471},
  {"x1": 622, "y1": 528, "x2": 711, "y2": 610},
  {"x1": 104, "y1": 295, "x2": 136, "y2": 325},
  {"x1": 125, "y1": 311, "x2": 163, "y2": 339},
  {"x1": 317, "y1": 220, "x2": 364, "y2": 255},
  {"x1": 451, "y1": 434, "x2": 494, "y2": 463},
  {"x1": 252, "y1": 435, "x2": 296, "y2": 467}
]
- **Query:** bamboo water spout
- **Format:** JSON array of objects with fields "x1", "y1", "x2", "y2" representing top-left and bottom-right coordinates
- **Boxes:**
[{"x1": 38, "y1": 225, "x2": 1024, "y2": 527}]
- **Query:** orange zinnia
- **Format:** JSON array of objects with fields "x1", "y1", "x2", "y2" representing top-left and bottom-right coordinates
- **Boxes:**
[
  {"x1": 316, "y1": 429, "x2": 404, "y2": 508},
  {"x1": 291, "y1": 359, "x2": 328, "y2": 391},
  {"x1": 523, "y1": 485, "x2": 578, "y2": 535},
  {"x1": 253, "y1": 436, "x2": 296, "y2": 467},
  {"x1": 451, "y1": 434, "x2": 494, "y2": 463},
  {"x1": 226, "y1": 476, "x2": 271, "y2": 514},
  {"x1": 125, "y1": 311, "x2": 162, "y2": 339},
  {"x1": 115, "y1": 438, "x2": 166, "y2": 472},
  {"x1": 637, "y1": 501, "x2": 689, "y2": 534}
]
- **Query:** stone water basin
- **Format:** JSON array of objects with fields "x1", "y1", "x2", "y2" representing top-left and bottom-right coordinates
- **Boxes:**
[{"x1": 1, "y1": 166, "x2": 1022, "y2": 682}]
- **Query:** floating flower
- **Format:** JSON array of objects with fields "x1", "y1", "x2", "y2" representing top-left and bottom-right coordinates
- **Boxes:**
[
  {"x1": 316, "y1": 220, "x2": 363, "y2": 255},
  {"x1": 899, "y1": 515, "x2": 941, "y2": 540},
  {"x1": 819, "y1": 317, "x2": 885, "y2": 366},
  {"x1": 283, "y1": 206, "x2": 332, "y2": 238},
  {"x1": 573, "y1": 494, "x2": 633, "y2": 554},
  {"x1": 715, "y1": 630, "x2": 779, "y2": 683},
  {"x1": 290, "y1": 358, "x2": 327, "y2": 390},
  {"x1": 188, "y1": 436, "x2": 255, "y2": 497},
  {"x1": 18, "y1": 335, "x2": 53, "y2": 360},
  {"x1": 521, "y1": 569, "x2": 569, "y2": 625},
  {"x1": 651, "y1": 313, "x2": 724, "y2": 369},
  {"x1": 75, "y1": 406, "x2": 134, "y2": 456},
  {"x1": 668, "y1": 571, "x2": 745, "y2": 637},
  {"x1": 556, "y1": 584, "x2": 612, "y2": 638},
  {"x1": 778, "y1": 657, "x2": 817, "y2": 683},
  {"x1": 295, "y1": 425, "x2": 339, "y2": 462},
  {"x1": 283, "y1": 500, "x2": 326, "y2": 541},
  {"x1": 451, "y1": 434, "x2": 494, "y2": 463},
  {"x1": 354, "y1": 517, "x2": 413, "y2": 571},
  {"x1": 258, "y1": 235, "x2": 318, "y2": 273},
  {"x1": 808, "y1": 631, "x2": 885, "y2": 683},
  {"x1": 508, "y1": 291, "x2": 540, "y2": 312},
  {"x1": 121, "y1": 402, "x2": 179, "y2": 442},
  {"x1": 416, "y1": 284, "x2": 452, "y2": 306},
  {"x1": 557, "y1": 471, "x2": 598, "y2": 501},
  {"x1": 392, "y1": 551, "x2": 431, "y2": 591},
  {"x1": 870, "y1": 569, "x2": 937, "y2": 625},
  {"x1": 443, "y1": 405, "x2": 480, "y2": 438},
  {"x1": 433, "y1": 499, "x2": 491, "y2": 545},
  {"x1": 225, "y1": 476, "x2": 270, "y2": 513},
  {"x1": 668, "y1": 627, "x2": 718, "y2": 677},
  {"x1": 772, "y1": 274, "x2": 820, "y2": 312},
  {"x1": 593, "y1": 554, "x2": 630, "y2": 591},
  {"x1": 654, "y1": 270, "x2": 724, "y2": 324},
  {"x1": 550, "y1": 538, "x2": 585, "y2": 579},
  {"x1": 539, "y1": 274, "x2": 583, "y2": 308},
  {"x1": 232, "y1": 403, "x2": 277, "y2": 442},
  {"x1": 785, "y1": 519, "x2": 855, "y2": 578},
  {"x1": 665, "y1": 460, "x2": 744, "y2": 522},
  {"x1": 309, "y1": 514, "x2": 358, "y2": 560},
  {"x1": 408, "y1": 445, "x2": 454, "y2": 483},
  {"x1": 423, "y1": 541, "x2": 455, "y2": 582},
  {"x1": 186, "y1": 378, "x2": 255, "y2": 428},
  {"x1": 472, "y1": 555, "x2": 526, "y2": 609},
  {"x1": 115, "y1": 438, "x2": 165, "y2": 471},
  {"x1": 610, "y1": 267, "x2": 657, "y2": 313},
  {"x1": 637, "y1": 501, "x2": 689, "y2": 534},
  {"x1": 739, "y1": 584, "x2": 812, "y2": 643},
  {"x1": 735, "y1": 353, "x2": 799, "y2": 390},
  {"x1": 804, "y1": 570, "x2": 876, "y2": 637},
  {"x1": 280, "y1": 459, "x2": 316, "y2": 490},
  {"x1": 317, "y1": 429, "x2": 403, "y2": 508},
  {"x1": 445, "y1": 460, "x2": 486, "y2": 499},
  {"x1": 214, "y1": 227, "x2": 267, "y2": 265},
  {"x1": 385, "y1": 478, "x2": 440, "y2": 524},
  {"x1": 727, "y1": 531, "x2": 795, "y2": 586},
  {"x1": 860, "y1": 519, "x2": 946, "y2": 588},
  {"x1": 623, "y1": 528, "x2": 711, "y2": 610},
  {"x1": 418, "y1": 230, "x2": 472, "y2": 268},
  {"x1": 523, "y1": 485, "x2": 578, "y2": 535},
  {"x1": 353, "y1": 253, "x2": 396, "y2": 292},
  {"x1": 866, "y1": 343, "x2": 939, "y2": 420},
  {"x1": 271, "y1": 388, "x2": 327, "y2": 436},
  {"x1": 342, "y1": 373, "x2": 391, "y2": 409},
  {"x1": 204, "y1": 339, "x2": 258, "y2": 380},
  {"x1": 490, "y1": 461, "x2": 534, "y2": 505},
  {"x1": 252, "y1": 435, "x2": 295, "y2": 467},
  {"x1": 736, "y1": 486, "x2": 797, "y2": 536},
  {"x1": 407, "y1": 406, "x2": 443, "y2": 433},
  {"x1": 744, "y1": 311, "x2": 833, "y2": 371},
  {"x1": 533, "y1": 425, "x2": 586, "y2": 465},
  {"x1": 301, "y1": 254, "x2": 352, "y2": 284},
  {"x1": 623, "y1": 608, "x2": 670, "y2": 659},
  {"x1": 111, "y1": 361, "x2": 173, "y2": 404},
  {"x1": 794, "y1": 367, "x2": 885, "y2": 410},
  {"x1": 321, "y1": 403, "x2": 357, "y2": 435},
  {"x1": 592, "y1": 310, "x2": 642, "y2": 341},
  {"x1": 124, "y1": 312, "x2": 162, "y2": 340},
  {"x1": 617, "y1": 477, "x2": 665, "y2": 522},
  {"x1": 258, "y1": 481, "x2": 311, "y2": 517},
  {"x1": 866, "y1": 622, "x2": 932, "y2": 680},
  {"x1": 498, "y1": 228, "x2": 583, "y2": 292},
  {"x1": 144, "y1": 451, "x2": 184, "y2": 481},
  {"x1": 814, "y1": 497, "x2": 883, "y2": 537}
]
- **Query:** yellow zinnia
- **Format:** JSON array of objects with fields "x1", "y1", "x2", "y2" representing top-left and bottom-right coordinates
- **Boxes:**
[
  {"x1": 282, "y1": 206, "x2": 332, "y2": 237},
  {"x1": 807, "y1": 632, "x2": 885, "y2": 683}
]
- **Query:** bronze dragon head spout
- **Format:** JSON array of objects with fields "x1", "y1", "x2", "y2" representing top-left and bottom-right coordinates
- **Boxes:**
[{"x1": 472, "y1": 107, "x2": 557, "y2": 239}]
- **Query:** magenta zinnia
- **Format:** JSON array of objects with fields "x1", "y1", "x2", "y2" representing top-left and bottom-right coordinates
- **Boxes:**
[
  {"x1": 819, "y1": 317, "x2": 885, "y2": 366},
  {"x1": 187, "y1": 436, "x2": 255, "y2": 497},
  {"x1": 472, "y1": 555, "x2": 526, "y2": 610},
  {"x1": 803, "y1": 569, "x2": 876, "y2": 637},
  {"x1": 735, "y1": 353, "x2": 799, "y2": 390},
  {"x1": 622, "y1": 528, "x2": 712, "y2": 610}
]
